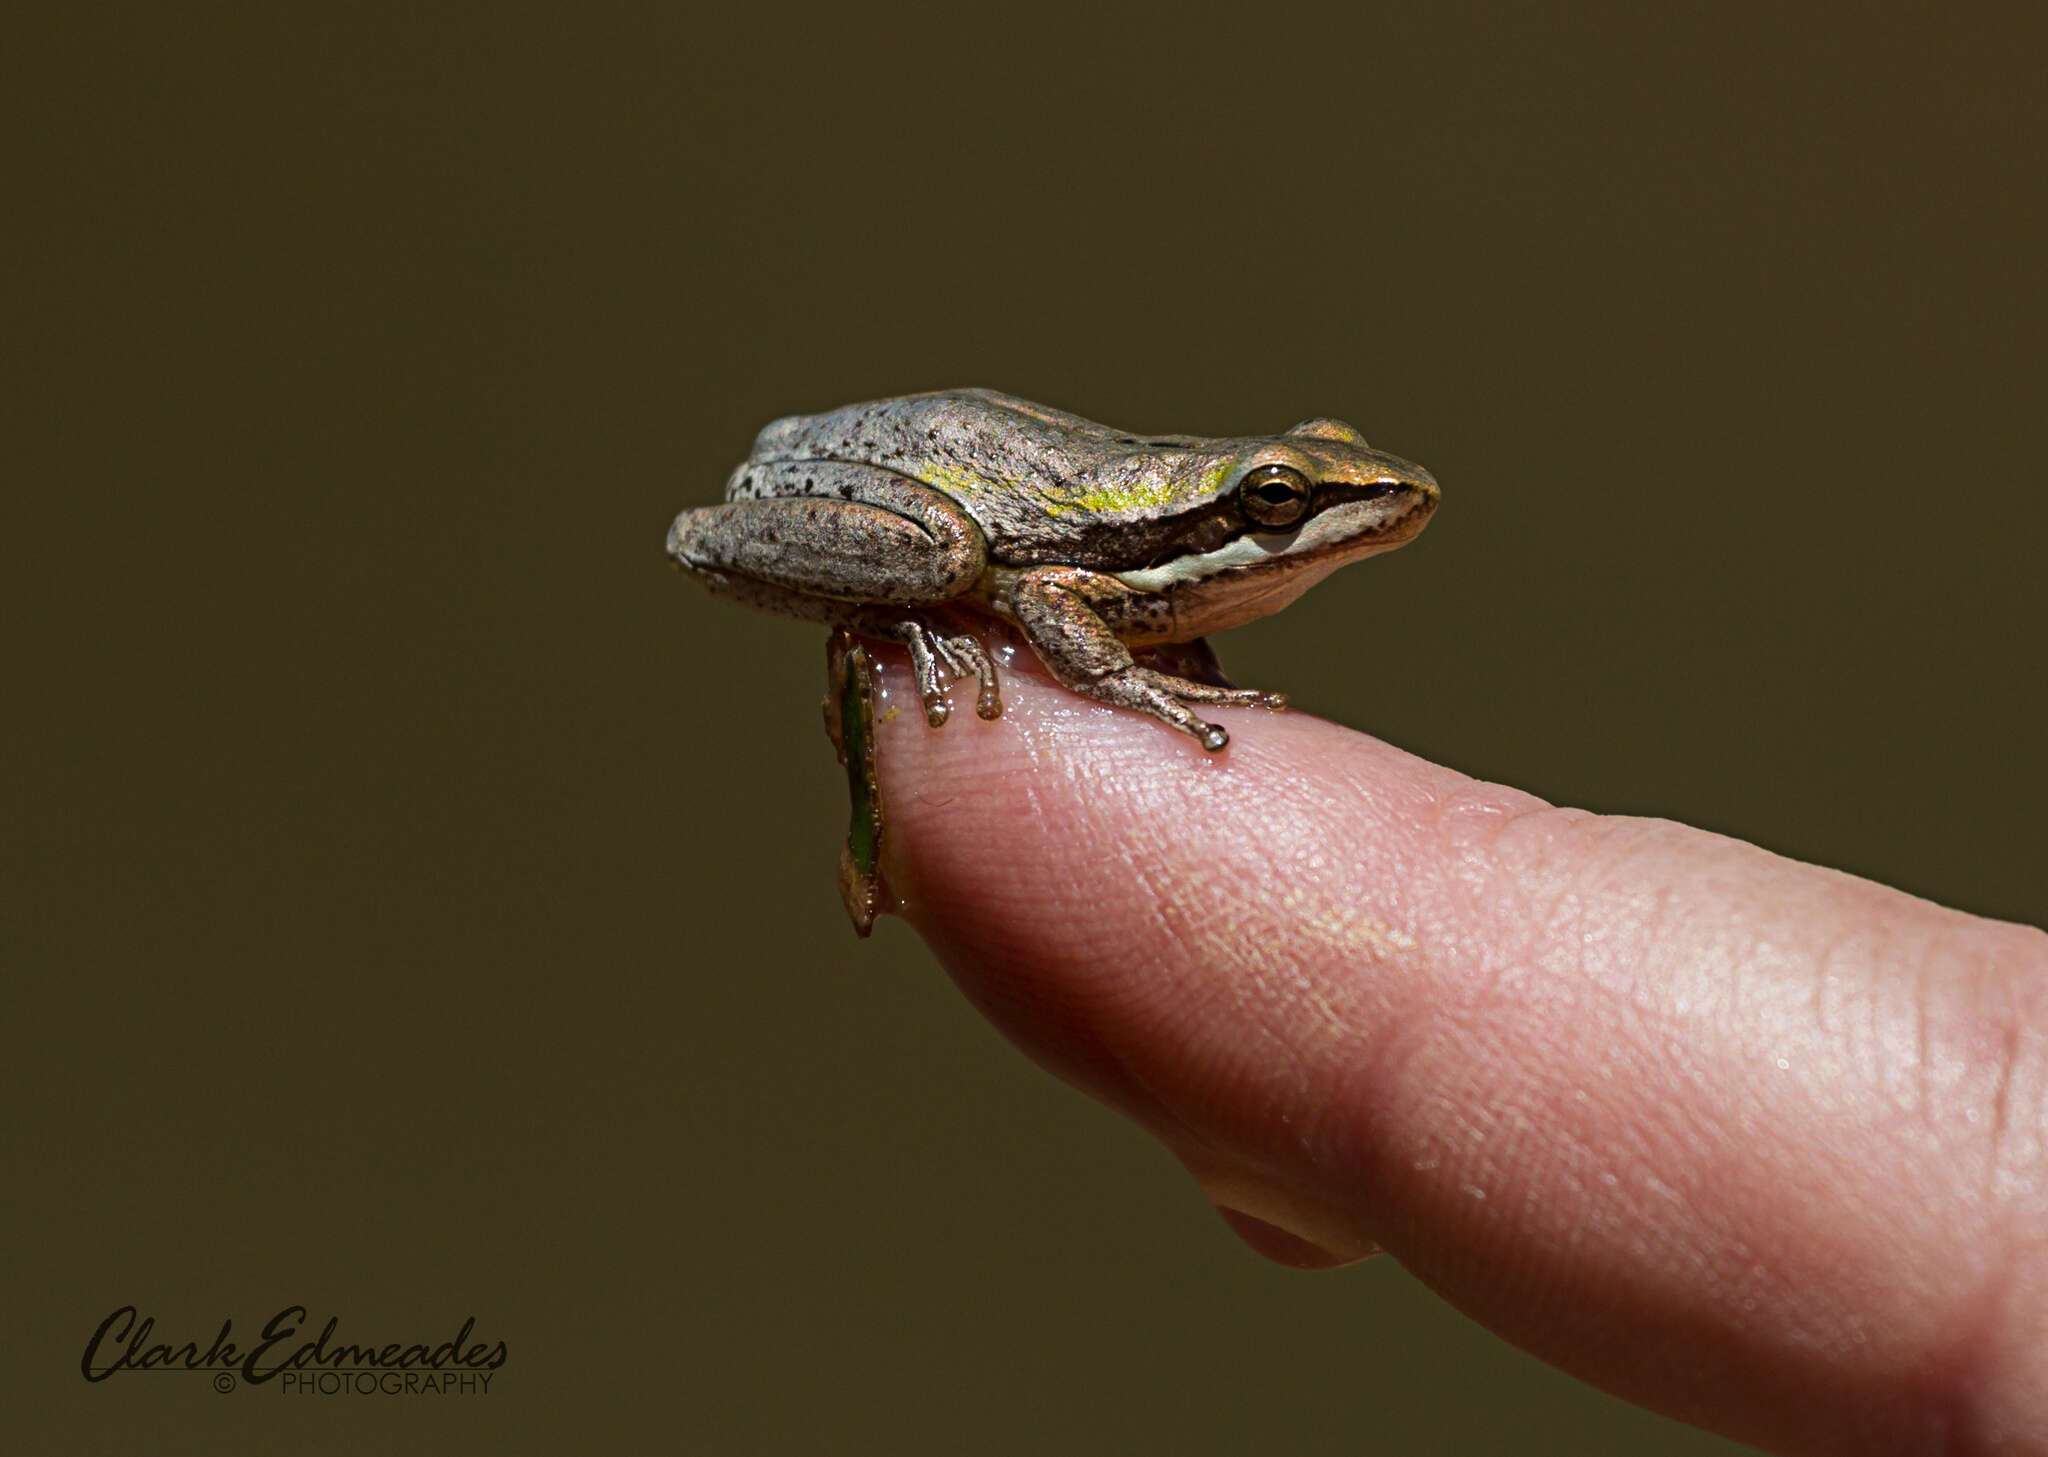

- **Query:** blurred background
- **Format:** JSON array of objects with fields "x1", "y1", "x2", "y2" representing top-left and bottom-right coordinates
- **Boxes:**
[{"x1": 8, "y1": 3, "x2": 2042, "y2": 1451}]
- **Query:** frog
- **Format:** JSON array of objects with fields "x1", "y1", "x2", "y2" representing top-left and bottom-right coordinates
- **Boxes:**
[{"x1": 666, "y1": 388, "x2": 1439, "y2": 752}]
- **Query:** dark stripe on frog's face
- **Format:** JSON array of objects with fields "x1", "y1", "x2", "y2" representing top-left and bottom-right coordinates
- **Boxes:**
[{"x1": 1113, "y1": 443, "x2": 1439, "y2": 595}]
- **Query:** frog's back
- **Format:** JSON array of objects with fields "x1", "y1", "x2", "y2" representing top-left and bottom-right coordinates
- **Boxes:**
[
  {"x1": 744, "y1": 389, "x2": 1126, "y2": 485},
  {"x1": 731, "y1": 389, "x2": 1224, "y2": 557}
]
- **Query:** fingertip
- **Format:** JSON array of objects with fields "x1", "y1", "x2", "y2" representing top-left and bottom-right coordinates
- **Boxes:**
[{"x1": 846, "y1": 633, "x2": 2048, "y2": 1442}]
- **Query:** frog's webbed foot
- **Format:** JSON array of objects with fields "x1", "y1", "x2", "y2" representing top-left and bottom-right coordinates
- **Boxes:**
[
  {"x1": 1073, "y1": 668, "x2": 1285, "y2": 752},
  {"x1": 886, "y1": 619, "x2": 1002, "y2": 728}
]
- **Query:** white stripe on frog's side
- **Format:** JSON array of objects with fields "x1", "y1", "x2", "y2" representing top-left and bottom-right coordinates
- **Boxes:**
[
  {"x1": 1113, "y1": 534, "x2": 1296, "y2": 592},
  {"x1": 1112, "y1": 495, "x2": 1427, "y2": 595}
]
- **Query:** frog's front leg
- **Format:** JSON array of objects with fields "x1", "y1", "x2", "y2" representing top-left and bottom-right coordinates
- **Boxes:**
[
  {"x1": 988, "y1": 566, "x2": 1285, "y2": 752},
  {"x1": 667, "y1": 467, "x2": 1002, "y2": 726}
]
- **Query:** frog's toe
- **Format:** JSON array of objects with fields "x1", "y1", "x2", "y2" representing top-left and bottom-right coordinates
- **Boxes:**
[
  {"x1": 1148, "y1": 675, "x2": 1287, "y2": 711},
  {"x1": 887, "y1": 620, "x2": 949, "y2": 720},
  {"x1": 933, "y1": 634, "x2": 983, "y2": 680},
  {"x1": 1205, "y1": 685, "x2": 1283, "y2": 709},
  {"x1": 935, "y1": 633, "x2": 1003, "y2": 722},
  {"x1": 882, "y1": 618, "x2": 1002, "y2": 731},
  {"x1": 1075, "y1": 667, "x2": 1233, "y2": 751}
]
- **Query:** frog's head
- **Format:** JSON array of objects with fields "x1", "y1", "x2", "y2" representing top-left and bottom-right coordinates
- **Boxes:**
[{"x1": 1115, "y1": 418, "x2": 1440, "y2": 639}]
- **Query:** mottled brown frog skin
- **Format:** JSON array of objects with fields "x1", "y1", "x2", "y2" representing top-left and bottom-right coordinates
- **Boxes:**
[{"x1": 667, "y1": 388, "x2": 1439, "y2": 751}]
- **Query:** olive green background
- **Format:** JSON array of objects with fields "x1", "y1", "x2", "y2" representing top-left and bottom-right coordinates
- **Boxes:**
[{"x1": 8, "y1": 3, "x2": 2043, "y2": 1452}]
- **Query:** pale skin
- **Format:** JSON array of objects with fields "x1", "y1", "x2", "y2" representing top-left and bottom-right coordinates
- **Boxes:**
[{"x1": 867, "y1": 652, "x2": 2048, "y2": 1457}]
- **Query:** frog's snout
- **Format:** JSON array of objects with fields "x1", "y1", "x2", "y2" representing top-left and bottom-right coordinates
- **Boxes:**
[
  {"x1": 1373, "y1": 452, "x2": 1439, "y2": 502},
  {"x1": 1352, "y1": 455, "x2": 1440, "y2": 547}
]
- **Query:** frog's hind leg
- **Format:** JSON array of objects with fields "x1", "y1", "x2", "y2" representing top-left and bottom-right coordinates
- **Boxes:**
[
  {"x1": 666, "y1": 465, "x2": 986, "y2": 606},
  {"x1": 673, "y1": 562, "x2": 1000, "y2": 730},
  {"x1": 668, "y1": 468, "x2": 1003, "y2": 729},
  {"x1": 889, "y1": 620, "x2": 1001, "y2": 727}
]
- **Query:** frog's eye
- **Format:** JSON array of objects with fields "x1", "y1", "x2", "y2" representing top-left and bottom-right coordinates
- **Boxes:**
[{"x1": 1237, "y1": 464, "x2": 1312, "y2": 529}]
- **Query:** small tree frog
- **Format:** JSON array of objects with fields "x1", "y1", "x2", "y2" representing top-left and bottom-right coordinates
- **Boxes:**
[{"x1": 667, "y1": 389, "x2": 1438, "y2": 751}]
